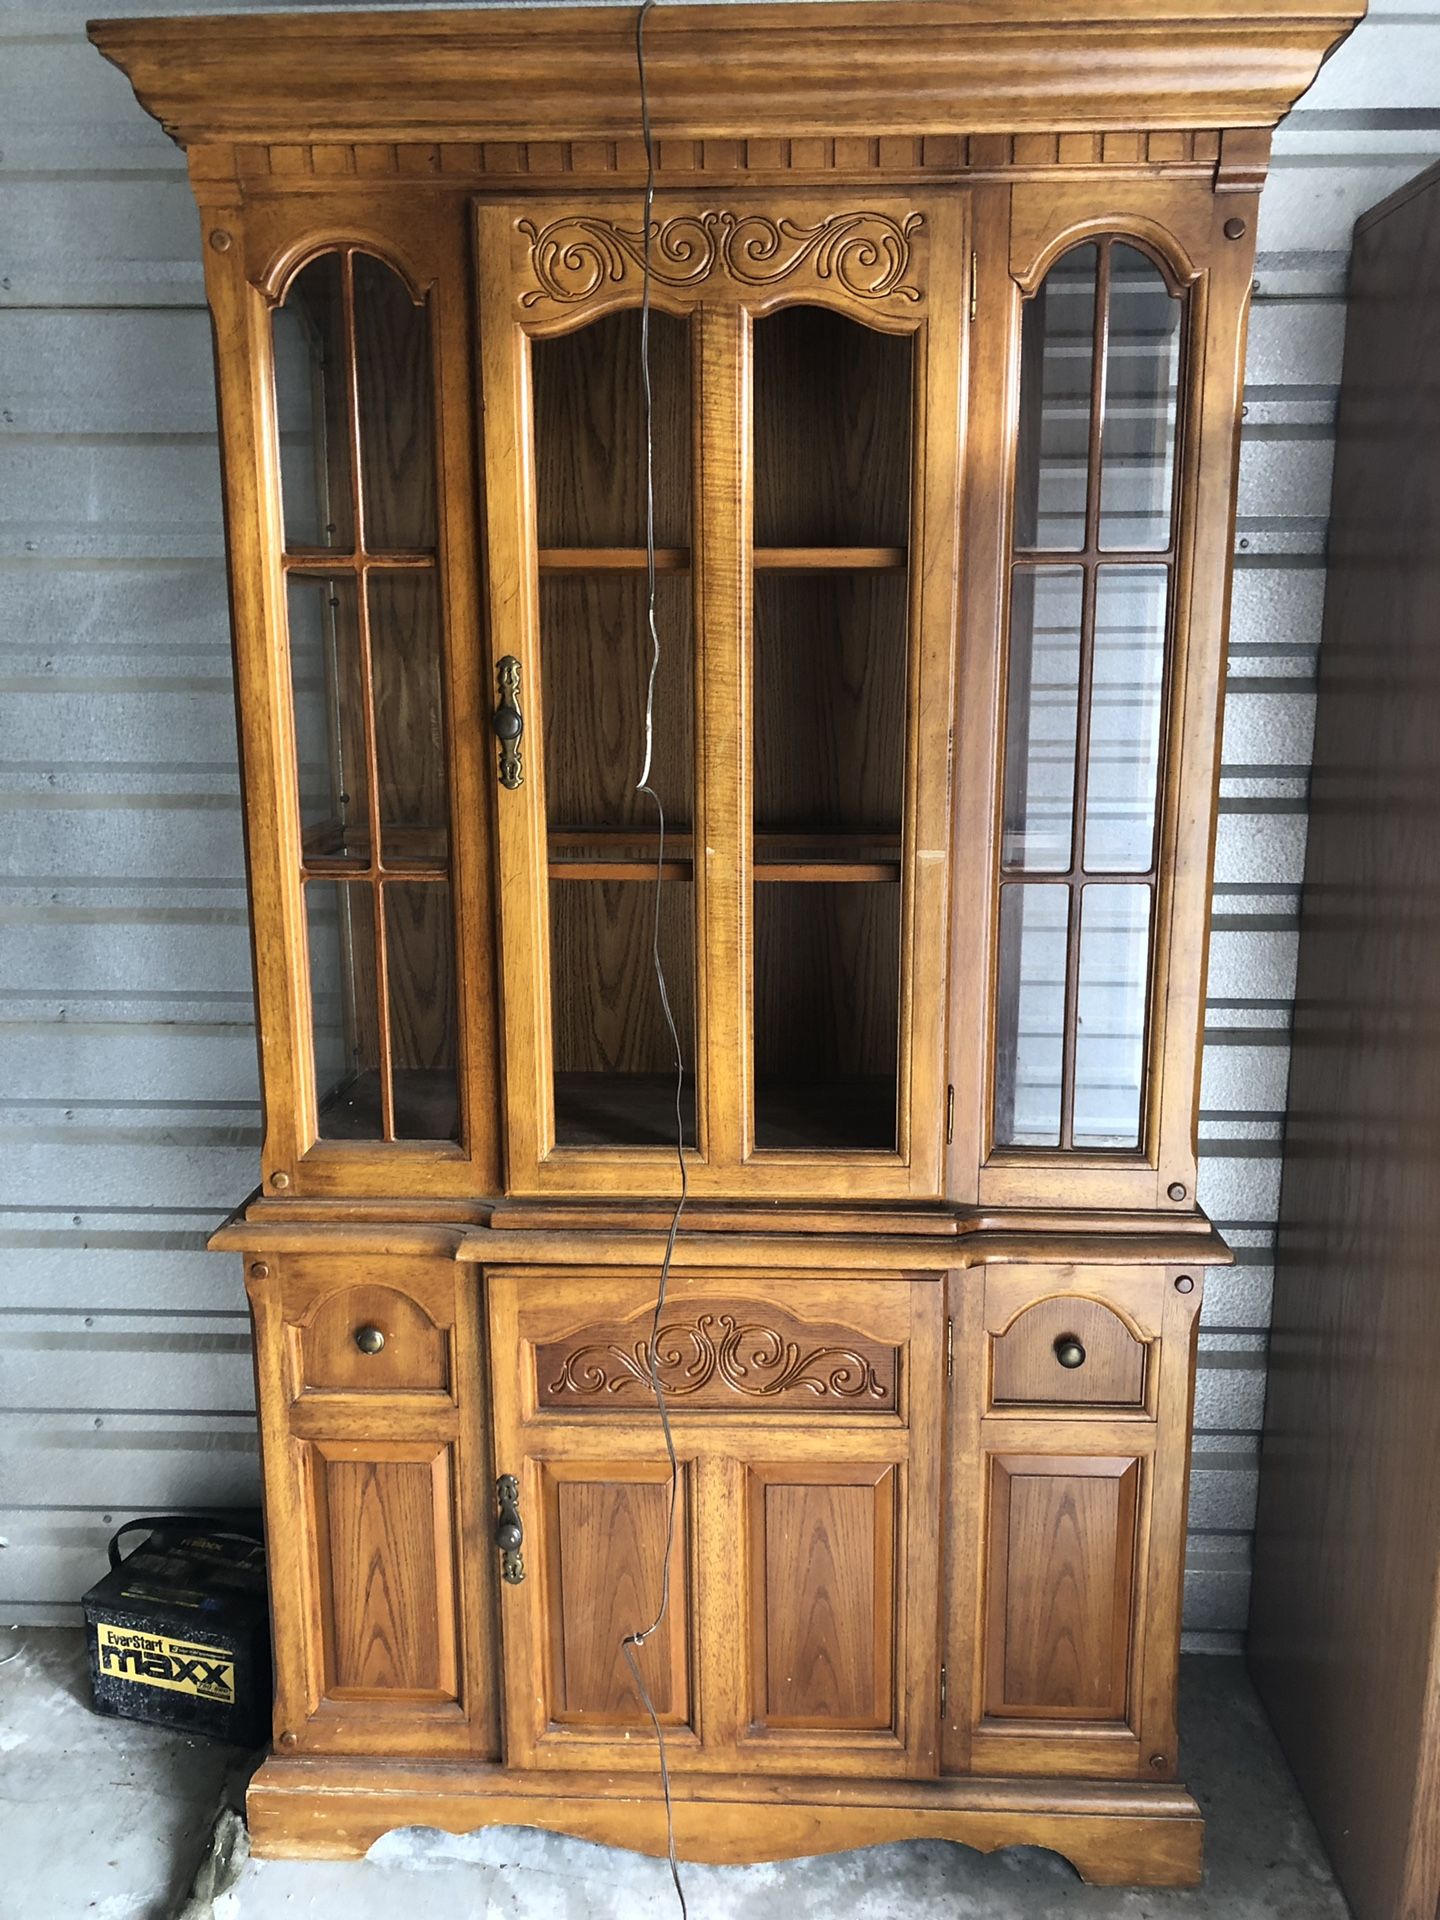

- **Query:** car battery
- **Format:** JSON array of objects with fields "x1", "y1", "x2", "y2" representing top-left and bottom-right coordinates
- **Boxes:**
[{"x1": 83, "y1": 1513, "x2": 272, "y2": 1748}]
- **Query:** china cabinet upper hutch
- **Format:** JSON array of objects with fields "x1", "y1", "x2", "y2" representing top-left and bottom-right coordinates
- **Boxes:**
[{"x1": 92, "y1": 0, "x2": 1363, "y2": 1886}]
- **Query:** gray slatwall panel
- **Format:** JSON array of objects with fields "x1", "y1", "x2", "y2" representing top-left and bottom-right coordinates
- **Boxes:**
[{"x1": 1, "y1": 0, "x2": 1434, "y2": 1631}]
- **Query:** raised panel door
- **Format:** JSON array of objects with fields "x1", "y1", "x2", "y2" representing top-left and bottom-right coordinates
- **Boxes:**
[
  {"x1": 747, "y1": 1463, "x2": 896, "y2": 1733},
  {"x1": 946, "y1": 1263, "x2": 1204, "y2": 1781},
  {"x1": 488, "y1": 1265, "x2": 942, "y2": 1777},
  {"x1": 287, "y1": 1434, "x2": 472, "y2": 1754},
  {"x1": 984, "y1": 1453, "x2": 1139, "y2": 1720},
  {"x1": 311, "y1": 1440, "x2": 459, "y2": 1700},
  {"x1": 540, "y1": 1460, "x2": 694, "y2": 1733}
]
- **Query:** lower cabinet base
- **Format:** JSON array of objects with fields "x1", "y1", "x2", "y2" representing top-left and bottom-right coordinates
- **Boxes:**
[{"x1": 245, "y1": 1756, "x2": 1205, "y2": 1887}]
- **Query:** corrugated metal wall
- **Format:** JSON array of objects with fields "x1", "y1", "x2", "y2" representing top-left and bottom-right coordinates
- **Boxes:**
[{"x1": 2, "y1": 0, "x2": 1435, "y2": 1640}]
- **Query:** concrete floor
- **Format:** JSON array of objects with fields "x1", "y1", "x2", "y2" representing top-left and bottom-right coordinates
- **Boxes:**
[{"x1": 0, "y1": 1627, "x2": 1349, "y2": 1920}]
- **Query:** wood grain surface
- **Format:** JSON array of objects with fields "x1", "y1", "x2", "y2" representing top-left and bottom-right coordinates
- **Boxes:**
[{"x1": 1247, "y1": 157, "x2": 1440, "y2": 1920}]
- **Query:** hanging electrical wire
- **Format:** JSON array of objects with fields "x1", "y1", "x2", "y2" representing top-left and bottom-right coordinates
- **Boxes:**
[{"x1": 617, "y1": 3, "x2": 689, "y2": 1915}]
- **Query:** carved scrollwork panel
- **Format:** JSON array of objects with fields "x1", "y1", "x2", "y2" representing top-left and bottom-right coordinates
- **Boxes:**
[
  {"x1": 536, "y1": 1309, "x2": 898, "y2": 1411},
  {"x1": 514, "y1": 206, "x2": 927, "y2": 318}
]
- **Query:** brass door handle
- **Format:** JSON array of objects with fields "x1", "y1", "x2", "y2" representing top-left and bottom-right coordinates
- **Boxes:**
[
  {"x1": 493, "y1": 656, "x2": 524, "y2": 789},
  {"x1": 1054, "y1": 1335, "x2": 1087, "y2": 1370},
  {"x1": 496, "y1": 1473, "x2": 525, "y2": 1583}
]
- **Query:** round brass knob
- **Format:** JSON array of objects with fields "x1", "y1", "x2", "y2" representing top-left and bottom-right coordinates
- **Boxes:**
[
  {"x1": 1054, "y1": 1335, "x2": 1087, "y2": 1370},
  {"x1": 354, "y1": 1325, "x2": 386, "y2": 1356},
  {"x1": 495, "y1": 1520, "x2": 523, "y2": 1553}
]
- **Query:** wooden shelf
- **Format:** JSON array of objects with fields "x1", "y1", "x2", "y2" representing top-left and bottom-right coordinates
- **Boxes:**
[
  {"x1": 755, "y1": 546, "x2": 907, "y2": 572},
  {"x1": 548, "y1": 860, "x2": 901, "y2": 883},
  {"x1": 547, "y1": 826, "x2": 902, "y2": 884},
  {"x1": 283, "y1": 549, "x2": 435, "y2": 572},
  {"x1": 539, "y1": 546, "x2": 690, "y2": 573},
  {"x1": 301, "y1": 820, "x2": 449, "y2": 879},
  {"x1": 536, "y1": 546, "x2": 907, "y2": 574},
  {"x1": 551, "y1": 1072, "x2": 894, "y2": 1152},
  {"x1": 318, "y1": 1068, "x2": 458, "y2": 1142}
]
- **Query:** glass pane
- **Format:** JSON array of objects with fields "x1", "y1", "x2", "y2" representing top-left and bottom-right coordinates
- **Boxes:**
[
  {"x1": 384, "y1": 881, "x2": 459, "y2": 1140},
  {"x1": 1002, "y1": 567, "x2": 1083, "y2": 871},
  {"x1": 354, "y1": 253, "x2": 436, "y2": 552},
  {"x1": 532, "y1": 310, "x2": 690, "y2": 547},
  {"x1": 287, "y1": 575, "x2": 368, "y2": 860},
  {"x1": 1100, "y1": 245, "x2": 1181, "y2": 551},
  {"x1": 307, "y1": 880, "x2": 380, "y2": 1140},
  {"x1": 1084, "y1": 567, "x2": 1168, "y2": 872},
  {"x1": 754, "y1": 307, "x2": 910, "y2": 545},
  {"x1": 1073, "y1": 883, "x2": 1152, "y2": 1148},
  {"x1": 754, "y1": 883, "x2": 898, "y2": 1151},
  {"x1": 542, "y1": 575, "x2": 693, "y2": 841},
  {"x1": 1015, "y1": 244, "x2": 1097, "y2": 552},
  {"x1": 368, "y1": 570, "x2": 448, "y2": 866},
  {"x1": 753, "y1": 572, "x2": 906, "y2": 835},
  {"x1": 273, "y1": 253, "x2": 353, "y2": 551},
  {"x1": 549, "y1": 879, "x2": 696, "y2": 1147},
  {"x1": 993, "y1": 883, "x2": 1068, "y2": 1147},
  {"x1": 750, "y1": 307, "x2": 910, "y2": 1154}
]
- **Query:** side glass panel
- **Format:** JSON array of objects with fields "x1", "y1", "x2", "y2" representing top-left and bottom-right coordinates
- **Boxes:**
[
  {"x1": 993, "y1": 241, "x2": 1183, "y2": 1154},
  {"x1": 1000, "y1": 567, "x2": 1083, "y2": 872},
  {"x1": 1014, "y1": 243, "x2": 1096, "y2": 553},
  {"x1": 1084, "y1": 565, "x2": 1168, "y2": 873},
  {"x1": 751, "y1": 306, "x2": 912, "y2": 1152},
  {"x1": 993, "y1": 884, "x2": 1069, "y2": 1149},
  {"x1": 274, "y1": 249, "x2": 458, "y2": 1144},
  {"x1": 531, "y1": 311, "x2": 697, "y2": 1148},
  {"x1": 1099, "y1": 245, "x2": 1182, "y2": 552},
  {"x1": 1073, "y1": 884, "x2": 1151, "y2": 1149}
]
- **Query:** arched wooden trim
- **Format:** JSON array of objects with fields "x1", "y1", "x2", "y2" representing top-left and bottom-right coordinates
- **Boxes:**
[
  {"x1": 262, "y1": 236, "x2": 432, "y2": 310},
  {"x1": 1015, "y1": 222, "x2": 1198, "y2": 301},
  {"x1": 990, "y1": 1291, "x2": 1152, "y2": 1348},
  {"x1": 294, "y1": 1278, "x2": 445, "y2": 1335}
]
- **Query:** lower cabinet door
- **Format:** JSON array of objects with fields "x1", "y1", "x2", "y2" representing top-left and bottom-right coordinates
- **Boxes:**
[
  {"x1": 285, "y1": 1434, "x2": 473, "y2": 1753},
  {"x1": 953, "y1": 1264, "x2": 1201, "y2": 1780},
  {"x1": 984, "y1": 1453, "x2": 1140, "y2": 1722},
  {"x1": 488, "y1": 1267, "x2": 943, "y2": 1777},
  {"x1": 537, "y1": 1459, "x2": 702, "y2": 1751},
  {"x1": 734, "y1": 1452, "x2": 917, "y2": 1773}
]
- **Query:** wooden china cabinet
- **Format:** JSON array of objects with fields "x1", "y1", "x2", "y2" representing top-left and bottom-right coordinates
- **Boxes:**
[{"x1": 92, "y1": 0, "x2": 1362, "y2": 1886}]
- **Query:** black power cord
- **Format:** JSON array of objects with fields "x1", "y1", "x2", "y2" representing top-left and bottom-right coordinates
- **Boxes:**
[{"x1": 616, "y1": 4, "x2": 690, "y2": 1916}]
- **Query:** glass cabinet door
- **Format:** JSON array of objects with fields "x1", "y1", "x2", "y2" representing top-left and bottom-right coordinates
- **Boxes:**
[
  {"x1": 993, "y1": 238, "x2": 1184, "y2": 1161},
  {"x1": 480, "y1": 196, "x2": 960, "y2": 1197},
  {"x1": 273, "y1": 248, "x2": 460, "y2": 1148}
]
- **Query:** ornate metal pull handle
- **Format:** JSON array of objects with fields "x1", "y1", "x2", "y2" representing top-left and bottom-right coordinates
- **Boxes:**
[
  {"x1": 493, "y1": 656, "x2": 524, "y2": 790},
  {"x1": 495, "y1": 1473, "x2": 524, "y2": 1584},
  {"x1": 1054, "y1": 1335, "x2": 1087, "y2": 1370}
]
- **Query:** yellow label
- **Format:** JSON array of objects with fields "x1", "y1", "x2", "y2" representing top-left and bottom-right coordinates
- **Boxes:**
[{"x1": 96, "y1": 1622, "x2": 235, "y2": 1704}]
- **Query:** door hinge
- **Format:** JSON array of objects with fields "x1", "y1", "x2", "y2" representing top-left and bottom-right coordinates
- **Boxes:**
[
  {"x1": 969, "y1": 249, "x2": 978, "y2": 323},
  {"x1": 946, "y1": 1315, "x2": 954, "y2": 1380},
  {"x1": 940, "y1": 1662, "x2": 948, "y2": 1720},
  {"x1": 945, "y1": 1084, "x2": 955, "y2": 1146}
]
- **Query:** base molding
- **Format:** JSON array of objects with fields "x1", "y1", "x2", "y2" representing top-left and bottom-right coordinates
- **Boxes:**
[{"x1": 246, "y1": 1756, "x2": 1205, "y2": 1887}]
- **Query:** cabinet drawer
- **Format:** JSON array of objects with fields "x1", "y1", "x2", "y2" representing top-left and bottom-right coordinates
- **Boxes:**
[
  {"x1": 279, "y1": 1258, "x2": 457, "y2": 1400},
  {"x1": 991, "y1": 1295, "x2": 1148, "y2": 1409},
  {"x1": 984, "y1": 1268, "x2": 1173, "y2": 1416}
]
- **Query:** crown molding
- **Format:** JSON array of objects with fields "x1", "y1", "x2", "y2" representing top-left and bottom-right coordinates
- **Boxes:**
[{"x1": 89, "y1": 1, "x2": 1367, "y2": 152}]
